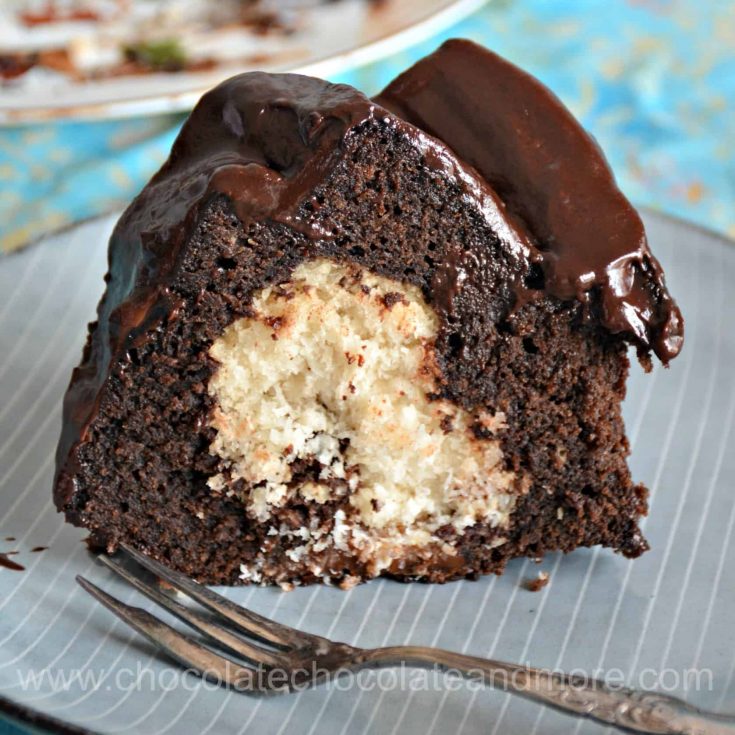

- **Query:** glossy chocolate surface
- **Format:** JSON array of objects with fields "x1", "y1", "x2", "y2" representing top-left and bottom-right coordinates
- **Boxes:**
[{"x1": 377, "y1": 39, "x2": 682, "y2": 364}]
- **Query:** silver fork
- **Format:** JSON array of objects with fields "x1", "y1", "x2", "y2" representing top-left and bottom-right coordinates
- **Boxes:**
[{"x1": 77, "y1": 544, "x2": 735, "y2": 735}]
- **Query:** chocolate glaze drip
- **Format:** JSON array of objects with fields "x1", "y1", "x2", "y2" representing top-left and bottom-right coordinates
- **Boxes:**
[
  {"x1": 377, "y1": 39, "x2": 682, "y2": 364},
  {"x1": 54, "y1": 43, "x2": 682, "y2": 510}
]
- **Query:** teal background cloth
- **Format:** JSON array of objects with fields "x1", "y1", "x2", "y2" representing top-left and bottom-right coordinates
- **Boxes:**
[
  {"x1": 0, "y1": 2, "x2": 732, "y2": 731},
  {"x1": 1, "y1": 0, "x2": 733, "y2": 253}
]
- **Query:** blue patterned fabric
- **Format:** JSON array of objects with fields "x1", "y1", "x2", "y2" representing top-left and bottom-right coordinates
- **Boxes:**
[
  {"x1": 0, "y1": 717, "x2": 26, "y2": 734},
  {"x1": 1, "y1": 0, "x2": 733, "y2": 252}
]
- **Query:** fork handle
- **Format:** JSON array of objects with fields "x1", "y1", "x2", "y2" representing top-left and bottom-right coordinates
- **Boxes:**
[{"x1": 360, "y1": 646, "x2": 735, "y2": 734}]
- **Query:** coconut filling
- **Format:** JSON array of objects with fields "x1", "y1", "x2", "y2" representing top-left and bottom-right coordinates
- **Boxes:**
[{"x1": 206, "y1": 258, "x2": 519, "y2": 582}]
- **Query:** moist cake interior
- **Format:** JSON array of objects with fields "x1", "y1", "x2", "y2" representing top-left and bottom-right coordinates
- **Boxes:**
[
  {"x1": 208, "y1": 258, "x2": 518, "y2": 582},
  {"x1": 54, "y1": 40, "x2": 681, "y2": 588}
]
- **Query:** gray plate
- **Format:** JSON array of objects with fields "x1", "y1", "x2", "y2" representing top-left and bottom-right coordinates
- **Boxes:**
[{"x1": 0, "y1": 210, "x2": 733, "y2": 735}]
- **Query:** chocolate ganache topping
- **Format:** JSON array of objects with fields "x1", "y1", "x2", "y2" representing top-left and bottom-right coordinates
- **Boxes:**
[
  {"x1": 55, "y1": 44, "x2": 682, "y2": 508},
  {"x1": 376, "y1": 39, "x2": 683, "y2": 364}
]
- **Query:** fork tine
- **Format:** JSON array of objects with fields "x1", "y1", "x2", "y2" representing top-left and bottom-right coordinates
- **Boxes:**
[
  {"x1": 119, "y1": 543, "x2": 325, "y2": 650},
  {"x1": 97, "y1": 555, "x2": 292, "y2": 669},
  {"x1": 76, "y1": 575, "x2": 277, "y2": 693}
]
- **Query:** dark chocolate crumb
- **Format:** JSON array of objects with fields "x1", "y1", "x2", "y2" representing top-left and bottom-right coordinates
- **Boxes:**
[
  {"x1": 0, "y1": 553, "x2": 24, "y2": 572},
  {"x1": 382, "y1": 291, "x2": 407, "y2": 310}
]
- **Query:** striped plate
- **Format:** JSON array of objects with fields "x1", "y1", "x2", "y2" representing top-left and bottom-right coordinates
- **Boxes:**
[{"x1": 0, "y1": 210, "x2": 733, "y2": 734}]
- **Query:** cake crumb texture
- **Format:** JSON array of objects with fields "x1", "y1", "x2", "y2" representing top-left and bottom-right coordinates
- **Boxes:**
[
  {"x1": 524, "y1": 571, "x2": 550, "y2": 592},
  {"x1": 56, "y1": 111, "x2": 650, "y2": 586},
  {"x1": 208, "y1": 258, "x2": 518, "y2": 576}
]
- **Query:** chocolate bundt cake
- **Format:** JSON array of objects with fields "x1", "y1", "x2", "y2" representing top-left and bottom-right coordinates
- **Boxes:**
[{"x1": 54, "y1": 39, "x2": 683, "y2": 588}]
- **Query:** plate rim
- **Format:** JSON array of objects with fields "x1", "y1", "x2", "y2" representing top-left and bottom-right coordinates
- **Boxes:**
[
  {"x1": 0, "y1": 0, "x2": 488, "y2": 125},
  {"x1": 639, "y1": 206, "x2": 735, "y2": 250},
  {"x1": 0, "y1": 692, "x2": 97, "y2": 735}
]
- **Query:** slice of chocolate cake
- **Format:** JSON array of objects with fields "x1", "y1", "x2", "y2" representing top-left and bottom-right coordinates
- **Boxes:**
[{"x1": 54, "y1": 39, "x2": 683, "y2": 588}]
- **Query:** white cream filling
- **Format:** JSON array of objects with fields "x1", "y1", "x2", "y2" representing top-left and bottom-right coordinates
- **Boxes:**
[{"x1": 206, "y1": 258, "x2": 518, "y2": 578}]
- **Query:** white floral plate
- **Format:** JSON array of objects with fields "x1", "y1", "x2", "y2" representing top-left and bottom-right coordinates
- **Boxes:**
[
  {"x1": 0, "y1": 210, "x2": 734, "y2": 734},
  {"x1": 0, "y1": 0, "x2": 487, "y2": 124}
]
